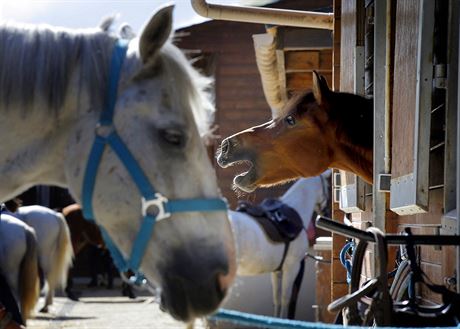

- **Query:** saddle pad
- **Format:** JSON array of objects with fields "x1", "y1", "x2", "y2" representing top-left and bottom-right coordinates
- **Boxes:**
[{"x1": 236, "y1": 198, "x2": 303, "y2": 243}]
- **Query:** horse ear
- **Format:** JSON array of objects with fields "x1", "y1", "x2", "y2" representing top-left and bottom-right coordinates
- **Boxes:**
[
  {"x1": 312, "y1": 71, "x2": 330, "y2": 106},
  {"x1": 139, "y1": 4, "x2": 174, "y2": 64}
]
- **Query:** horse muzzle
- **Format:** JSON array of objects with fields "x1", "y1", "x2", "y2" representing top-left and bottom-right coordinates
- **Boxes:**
[{"x1": 158, "y1": 245, "x2": 233, "y2": 322}]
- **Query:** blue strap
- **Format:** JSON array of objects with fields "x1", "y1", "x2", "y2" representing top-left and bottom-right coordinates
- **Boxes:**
[
  {"x1": 82, "y1": 135, "x2": 106, "y2": 222},
  {"x1": 99, "y1": 39, "x2": 129, "y2": 126},
  {"x1": 166, "y1": 198, "x2": 228, "y2": 213},
  {"x1": 339, "y1": 241, "x2": 354, "y2": 284},
  {"x1": 82, "y1": 40, "x2": 129, "y2": 221},
  {"x1": 128, "y1": 213, "x2": 157, "y2": 271},
  {"x1": 211, "y1": 309, "x2": 460, "y2": 329},
  {"x1": 106, "y1": 131, "x2": 156, "y2": 199},
  {"x1": 99, "y1": 226, "x2": 129, "y2": 272}
]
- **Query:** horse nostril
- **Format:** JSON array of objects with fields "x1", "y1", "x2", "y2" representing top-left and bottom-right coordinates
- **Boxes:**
[{"x1": 221, "y1": 139, "x2": 229, "y2": 155}]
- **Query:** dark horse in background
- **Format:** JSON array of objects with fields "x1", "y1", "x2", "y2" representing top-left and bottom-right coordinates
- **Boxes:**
[
  {"x1": 217, "y1": 71, "x2": 373, "y2": 192},
  {"x1": 62, "y1": 204, "x2": 135, "y2": 299}
]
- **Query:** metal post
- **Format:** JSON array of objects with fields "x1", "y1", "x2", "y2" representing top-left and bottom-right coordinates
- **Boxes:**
[
  {"x1": 373, "y1": 0, "x2": 387, "y2": 232},
  {"x1": 457, "y1": 0, "x2": 460, "y2": 293}
]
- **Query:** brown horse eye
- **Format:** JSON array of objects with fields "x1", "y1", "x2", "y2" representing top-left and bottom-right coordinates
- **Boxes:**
[{"x1": 285, "y1": 115, "x2": 296, "y2": 126}]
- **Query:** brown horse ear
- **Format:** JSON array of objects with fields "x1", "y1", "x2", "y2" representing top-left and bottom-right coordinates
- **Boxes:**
[{"x1": 312, "y1": 71, "x2": 330, "y2": 106}]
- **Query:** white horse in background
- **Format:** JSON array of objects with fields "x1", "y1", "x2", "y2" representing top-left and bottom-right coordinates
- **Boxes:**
[
  {"x1": 5, "y1": 203, "x2": 73, "y2": 313},
  {"x1": 0, "y1": 212, "x2": 40, "y2": 322},
  {"x1": 229, "y1": 170, "x2": 330, "y2": 319},
  {"x1": 0, "y1": 5, "x2": 236, "y2": 322}
]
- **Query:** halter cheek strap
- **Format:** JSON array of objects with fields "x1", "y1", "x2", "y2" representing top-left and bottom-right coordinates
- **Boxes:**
[{"x1": 82, "y1": 39, "x2": 227, "y2": 284}]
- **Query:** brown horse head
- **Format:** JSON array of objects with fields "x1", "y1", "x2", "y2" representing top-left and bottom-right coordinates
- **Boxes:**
[{"x1": 217, "y1": 72, "x2": 373, "y2": 192}]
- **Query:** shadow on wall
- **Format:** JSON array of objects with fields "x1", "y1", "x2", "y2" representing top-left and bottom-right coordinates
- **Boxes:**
[{"x1": 213, "y1": 257, "x2": 316, "y2": 328}]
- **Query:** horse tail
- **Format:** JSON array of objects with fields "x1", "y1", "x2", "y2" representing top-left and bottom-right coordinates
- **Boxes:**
[
  {"x1": 18, "y1": 227, "x2": 40, "y2": 321},
  {"x1": 48, "y1": 213, "x2": 74, "y2": 290}
]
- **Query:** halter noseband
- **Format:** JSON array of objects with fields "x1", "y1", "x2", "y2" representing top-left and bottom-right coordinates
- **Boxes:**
[{"x1": 82, "y1": 39, "x2": 228, "y2": 283}]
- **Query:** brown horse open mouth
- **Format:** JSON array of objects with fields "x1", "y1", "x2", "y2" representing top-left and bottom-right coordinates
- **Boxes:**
[
  {"x1": 216, "y1": 144, "x2": 258, "y2": 192},
  {"x1": 233, "y1": 160, "x2": 258, "y2": 192}
]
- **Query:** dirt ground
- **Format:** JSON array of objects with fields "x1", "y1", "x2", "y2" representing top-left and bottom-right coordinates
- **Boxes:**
[{"x1": 27, "y1": 279, "x2": 208, "y2": 329}]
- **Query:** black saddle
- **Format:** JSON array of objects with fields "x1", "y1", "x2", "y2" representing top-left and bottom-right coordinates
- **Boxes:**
[{"x1": 236, "y1": 198, "x2": 303, "y2": 243}]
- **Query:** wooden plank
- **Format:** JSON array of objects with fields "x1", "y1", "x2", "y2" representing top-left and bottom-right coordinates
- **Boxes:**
[
  {"x1": 442, "y1": 246, "x2": 457, "y2": 291},
  {"x1": 278, "y1": 26, "x2": 333, "y2": 49},
  {"x1": 331, "y1": 283, "x2": 348, "y2": 300},
  {"x1": 391, "y1": 0, "x2": 419, "y2": 178},
  {"x1": 420, "y1": 262, "x2": 443, "y2": 303},
  {"x1": 332, "y1": 258, "x2": 348, "y2": 283},
  {"x1": 286, "y1": 72, "x2": 333, "y2": 91},
  {"x1": 390, "y1": 0, "x2": 434, "y2": 215},
  {"x1": 333, "y1": 0, "x2": 342, "y2": 91},
  {"x1": 315, "y1": 250, "x2": 335, "y2": 323},
  {"x1": 285, "y1": 51, "x2": 320, "y2": 71},
  {"x1": 218, "y1": 65, "x2": 261, "y2": 75},
  {"x1": 340, "y1": 0, "x2": 357, "y2": 92},
  {"x1": 320, "y1": 49, "x2": 333, "y2": 70}
]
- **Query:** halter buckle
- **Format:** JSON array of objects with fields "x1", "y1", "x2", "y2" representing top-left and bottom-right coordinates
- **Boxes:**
[
  {"x1": 142, "y1": 193, "x2": 171, "y2": 221},
  {"x1": 95, "y1": 124, "x2": 114, "y2": 138}
]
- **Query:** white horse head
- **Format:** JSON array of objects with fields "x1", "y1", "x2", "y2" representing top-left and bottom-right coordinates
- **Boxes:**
[{"x1": 0, "y1": 5, "x2": 235, "y2": 321}]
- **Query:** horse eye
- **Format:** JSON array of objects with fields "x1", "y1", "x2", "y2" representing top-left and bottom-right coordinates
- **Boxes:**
[
  {"x1": 161, "y1": 128, "x2": 185, "y2": 147},
  {"x1": 285, "y1": 115, "x2": 296, "y2": 126}
]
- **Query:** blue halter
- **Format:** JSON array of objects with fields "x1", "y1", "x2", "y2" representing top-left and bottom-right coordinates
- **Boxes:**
[{"x1": 81, "y1": 39, "x2": 228, "y2": 284}]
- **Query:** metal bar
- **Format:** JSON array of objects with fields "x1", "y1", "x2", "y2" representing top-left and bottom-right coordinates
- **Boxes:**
[
  {"x1": 191, "y1": 0, "x2": 334, "y2": 30},
  {"x1": 431, "y1": 102, "x2": 445, "y2": 114},
  {"x1": 455, "y1": 0, "x2": 460, "y2": 295},
  {"x1": 390, "y1": 0, "x2": 435, "y2": 215},
  {"x1": 445, "y1": 0, "x2": 459, "y2": 215},
  {"x1": 316, "y1": 216, "x2": 460, "y2": 245},
  {"x1": 430, "y1": 141, "x2": 445, "y2": 151},
  {"x1": 414, "y1": 0, "x2": 435, "y2": 209},
  {"x1": 373, "y1": 0, "x2": 388, "y2": 233}
]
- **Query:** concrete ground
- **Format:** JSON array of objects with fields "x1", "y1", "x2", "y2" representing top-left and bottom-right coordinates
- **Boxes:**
[{"x1": 27, "y1": 279, "x2": 208, "y2": 329}]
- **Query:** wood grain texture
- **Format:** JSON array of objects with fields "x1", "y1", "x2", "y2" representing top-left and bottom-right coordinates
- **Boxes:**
[{"x1": 392, "y1": 0, "x2": 419, "y2": 177}]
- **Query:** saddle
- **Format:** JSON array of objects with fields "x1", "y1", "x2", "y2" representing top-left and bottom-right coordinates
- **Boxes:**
[{"x1": 236, "y1": 198, "x2": 303, "y2": 243}]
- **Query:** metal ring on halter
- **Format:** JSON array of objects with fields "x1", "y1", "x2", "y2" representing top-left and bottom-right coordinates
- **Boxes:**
[
  {"x1": 95, "y1": 124, "x2": 114, "y2": 138},
  {"x1": 120, "y1": 271, "x2": 146, "y2": 287},
  {"x1": 142, "y1": 193, "x2": 171, "y2": 220}
]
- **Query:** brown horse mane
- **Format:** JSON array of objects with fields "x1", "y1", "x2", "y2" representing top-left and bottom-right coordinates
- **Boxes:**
[
  {"x1": 280, "y1": 89, "x2": 374, "y2": 182},
  {"x1": 329, "y1": 91, "x2": 373, "y2": 151},
  {"x1": 279, "y1": 89, "x2": 373, "y2": 151}
]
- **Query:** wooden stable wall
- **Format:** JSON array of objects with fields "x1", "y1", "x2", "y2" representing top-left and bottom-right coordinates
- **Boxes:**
[
  {"x1": 391, "y1": 0, "x2": 456, "y2": 301},
  {"x1": 334, "y1": 0, "x2": 457, "y2": 306},
  {"x1": 176, "y1": 18, "x2": 282, "y2": 208},
  {"x1": 176, "y1": 0, "x2": 332, "y2": 208}
]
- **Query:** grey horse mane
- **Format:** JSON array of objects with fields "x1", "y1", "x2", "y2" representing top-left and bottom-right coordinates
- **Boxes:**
[
  {"x1": 0, "y1": 21, "x2": 215, "y2": 135},
  {"x1": 0, "y1": 22, "x2": 114, "y2": 112}
]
